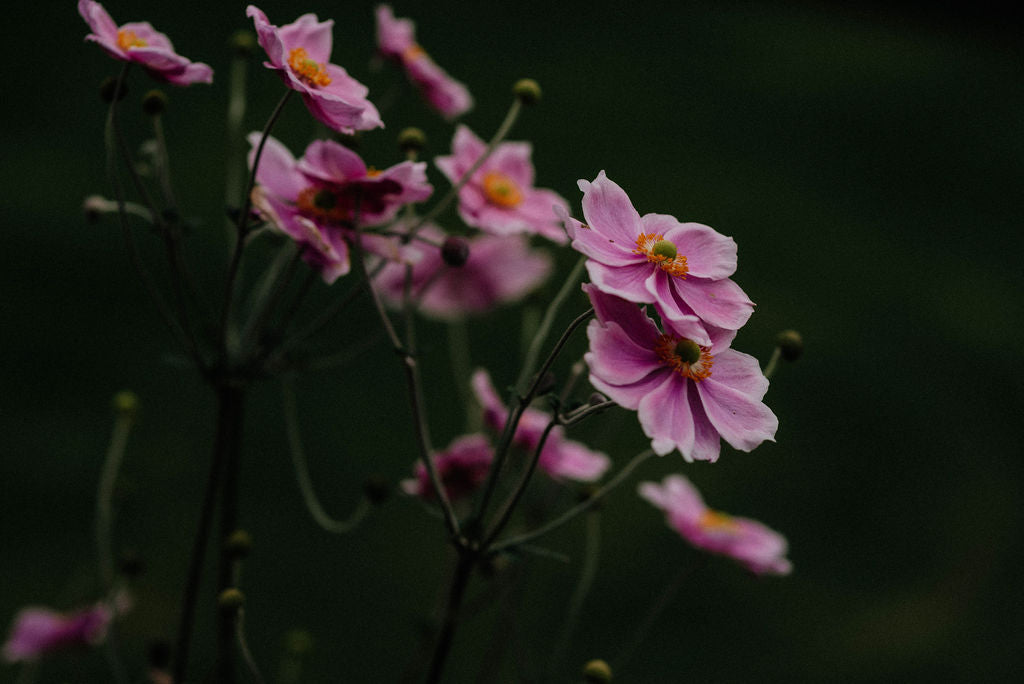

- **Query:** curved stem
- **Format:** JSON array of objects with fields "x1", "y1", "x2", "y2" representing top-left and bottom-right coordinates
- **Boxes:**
[
  {"x1": 549, "y1": 508, "x2": 601, "y2": 675},
  {"x1": 236, "y1": 608, "x2": 267, "y2": 684},
  {"x1": 95, "y1": 407, "x2": 135, "y2": 589},
  {"x1": 763, "y1": 345, "x2": 782, "y2": 380}
]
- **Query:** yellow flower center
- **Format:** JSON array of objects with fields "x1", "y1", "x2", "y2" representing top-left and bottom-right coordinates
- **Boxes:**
[
  {"x1": 633, "y1": 233, "x2": 688, "y2": 278},
  {"x1": 482, "y1": 171, "x2": 523, "y2": 208},
  {"x1": 698, "y1": 509, "x2": 741, "y2": 534},
  {"x1": 117, "y1": 30, "x2": 147, "y2": 50},
  {"x1": 296, "y1": 187, "x2": 350, "y2": 224},
  {"x1": 654, "y1": 334, "x2": 713, "y2": 381},
  {"x1": 288, "y1": 48, "x2": 332, "y2": 88},
  {"x1": 402, "y1": 44, "x2": 427, "y2": 62}
]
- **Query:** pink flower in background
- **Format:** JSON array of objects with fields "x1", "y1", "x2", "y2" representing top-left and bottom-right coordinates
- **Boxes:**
[
  {"x1": 584, "y1": 284, "x2": 776, "y2": 462},
  {"x1": 247, "y1": 6, "x2": 383, "y2": 134},
  {"x1": 471, "y1": 369, "x2": 610, "y2": 482},
  {"x1": 401, "y1": 434, "x2": 493, "y2": 501},
  {"x1": 376, "y1": 5, "x2": 473, "y2": 119},
  {"x1": 568, "y1": 171, "x2": 753, "y2": 346},
  {"x1": 376, "y1": 224, "x2": 552, "y2": 319},
  {"x1": 248, "y1": 134, "x2": 430, "y2": 283},
  {"x1": 2, "y1": 603, "x2": 111, "y2": 662},
  {"x1": 78, "y1": 0, "x2": 213, "y2": 85},
  {"x1": 638, "y1": 474, "x2": 792, "y2": 576},
  {"x1": 435, "y1": 126, "x2": 569, "y2": 244}
]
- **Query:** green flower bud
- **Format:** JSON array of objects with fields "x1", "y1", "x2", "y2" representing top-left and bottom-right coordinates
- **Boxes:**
[
  {"x1": 226, "y1": 530, "x2": 252, "y2": 558},
  {"x1": 99, "y1": 76, "x2": 128, "y2": 103},
  {"x1": 141, "y1": 89, "x2": 168, "y2": 116},
  {"x1": 398, "y1": 127, "x2": 427, "y2": 153},
  {"x1": 112, "y1": 390, "x2": 139, "y2": 419},
  {"x1": 582, "y1": 659, "x2": 612, "y2": 683},
  {"x1": 513, "y1": 78, "x2": 542, "y2": 105},
  {"x1": 776, "y1": 329, "x2": 803, "y2": 362},
  {"x1": 218, "y1": 588, "x2": 245, "y2": 612},
  {"x1": 230, "y1": 30, "x2": 256, "y2": 58}
]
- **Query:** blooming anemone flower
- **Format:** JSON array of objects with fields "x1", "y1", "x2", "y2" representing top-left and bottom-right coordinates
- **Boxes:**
[
  {"x1": 375, "y1": 224, "x2": 552, "y2": 320},
  {"x1": 567, "y1": 171, "x2": 753, "y2": 346},
  {"x1": 78, "y1": 0, "x2": 213, "y2": 85},
  {"x1": 375, "y1": 5, "x2": 473, "y2": 120},
  {"x1": 471, "y1": 369, "x2": 610, "y2": 482},
  {"x1": 638, "y1": 474, "x2": 792, "y2": 576},
  {"x1": 248, "y1": 134, "x2": 431, "y2": 283},
  {"x1": 583, "y1": 284, "x2": 776, "y2": 462},
  {"x1": 2, "y1": 604, "x2": 111, "y2": 662},
  {"x1": 401, "y1": 434, "x2": 493, "y2": 501},
  {"x1": 434, "y1": 126, "x2": 569, "y2": 244},
  {"x1": 246, "y1": 6, "x2": 383, "y2": 134}
]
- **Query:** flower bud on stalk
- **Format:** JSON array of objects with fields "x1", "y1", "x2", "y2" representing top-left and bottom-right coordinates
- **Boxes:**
[
  {"x1": 776, "y1": 329, "x2": 803, "y2": 362},
  {"x1": 218, "y1": 588, "x2": 245, "y2": 613},
  {"x1": 582, "y1": 659, "x2": 612, "y2": 682},
  {"x1": 398, "y1": 127, "x2": 427, "y2": 154},
  {"x1": 226, "y1": 530, "x2": 252, "y2": 559},
  {"x1": 513, "y1": 78, "x2": 542, "y2": 105},
  {"x1": 99, "y1": 76, "x2": 128, "y2": 103},
  {"x1": 229, "y1": 30, "x2": 256, "y2": 58},
  {"x1": 141, "y1": 89, "x2": 167, "y2": 116},
  {"x1": 441, "y1": 236, "x2": 470, "y2": 267}
]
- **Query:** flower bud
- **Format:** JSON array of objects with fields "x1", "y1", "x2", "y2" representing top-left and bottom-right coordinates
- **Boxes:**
[
  {"x1": 582, "y1": 659, "x2": 612, "y2": 683},
  {"x1": 226, "y1": 530, "x2": 252, "y2": 558},
  {"x1": 229, "y1": 30, "x2": 256, "y2": 58},
  {"x1": 776, "y1": 329, "x2": 803, "y2": 362},
  {"x1": 441, "y1": 236, "x2": 470, "y2": 267},
  {"x1": 398, "y1": 127, "x2": 426, "y2": 153},
  {"x1": 99, "y1": 76, "x2": 128, "y2": 103},
  {"x1": 142, "y1": 89, "x2": 168, "y2": 116},
  {"x1": 363, "y1": 475, "x2": 391, "y2": 505},
  {"x1": 218, "y1": 588, "x2": 245, "y2": 612},
  {"x1": 112, "y1": 390, "x2": 139, "y2": 419},
  {"x1": 513, "y1": 78, "x2": 542, "y2": 105}
]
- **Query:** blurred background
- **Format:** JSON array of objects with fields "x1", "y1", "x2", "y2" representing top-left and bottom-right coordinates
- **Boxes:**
[{"x1": 2, "y1": 0, "x2": 1022, "y2": 681}]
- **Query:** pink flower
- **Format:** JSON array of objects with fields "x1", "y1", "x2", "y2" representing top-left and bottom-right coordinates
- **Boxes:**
[
  {"x1": 375, "y1": 224, "x2": 552, "y2": 320},
  {"x1": 375, "y1": 5, "x2": 473, "y2": 119},
  {"x1": 249, "y1": 133, "x2": 431, "y2": 283},
  {"x1": 2, "y1": 604, "x2": 111, "y2": 662},
  {"x1": 435, "y1": 126, "x2": 569, "y2": 244},
  {"x1": 584, "y1": 284, "x2": 776, "y2": 462},
  {"x1": 247, "y1": 6, "x2": 383, "y2": 134},
  {"x1": 401, "y1": 434, "x2": 493, "y2": 501},
  {"x1": 471, "y1": 369, "x2": 610, "y2": 482},
  {"x1": 78, "y1": 0, "x2": 212, "y2": 85},
  {"x1": 567, "y1": 172, "x2": 753, "y2": 346},
  {"x1": 638, "y1": 474, "x2": 792, "y2": 576}
]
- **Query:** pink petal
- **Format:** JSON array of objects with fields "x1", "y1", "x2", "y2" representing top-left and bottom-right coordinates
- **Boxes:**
[
  {"x1": 78, "y1": 0, "x2": 118, "y2": 43},
  {"x1": 247, "y1": 134, "x2": 307, "y2": 201},
  {"x1": 586, "y1": 364, "x2": 667, "y2": 412},
  {"x1": 670, "y1": 276, "x2": 754, "y2": 331},
  {"x1": 487, "y1": 142, "x2": 534, "y2": 188},
  {"x1": 663, "y1": 220, "x2": 738, "y2": 280},
  {"x1": 696, "y1": 375, "x2": 778, "y2": 453},
  {"x1": 586, "y1": 260, "x2": 656, "y2": 305},
  {"x1": 705, "y1": 349, "x2": 770, "y2": 399},
  {"x1": 539, "y1": 435, "x2": 610, "y2": 482},
  {"x1": 585, "y1": 320, "x2": 662, "y2": 386},
  {"x1": 637, "y1": 373, "x2": 696, "y2": 457},
  {"x1": 583, "y1": 284, "x2": 662, "y2": 348},
  {"x1": 277, "y1": 13, "x2": 333, "y2": 64},
  {"x1": 375, "y1": 5, "x2": 415, "y2": 55},
  {"x1": 578, "y1": 171, "x2": 643, "y2": 245},
  {"x1": 298, "y1": 139, "x2": 367, "y2": 183}
]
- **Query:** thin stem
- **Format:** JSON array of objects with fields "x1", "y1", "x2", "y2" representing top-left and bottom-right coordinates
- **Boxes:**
[
  {"x1": 549, "y1": 508, "x2": 601, "y2": 676},
  {"x1": 236, "y1": 608, "x2": 267, "y2": 684},
  {"x1": 408, "y1": 98, "x2": 522, "y2": 238},
  {"x1": 516, "y1": 257, "x2": 586, "y2": 395},
  {"x1": 425, "y1": 552, "x2": 475, "y2": 684},
  {"x1": 239, "y1": 244, "x2": 303, "y2": 358},
  {"x1": 216, "y1": 384, "x2": 247, "y2": 684},
  {"x1": 152, "y1": 115, "x2": 178, "y2": 213},
  {"x1": 560, "y1": 399, "x2": 617, "y2": 427},
  {"x1": 763, "y1": 345, "x2": 782, "y2": 380},
  {"x1": 225, "y1": 52, "x2": 249, "y2": 214},
  {"x1": 446, "y1": 319, "x2": 478, "y2": 431},
  {"x1": 95, "y1": 406, "x2": 135, "y2": 589},
  {"x1": 489, "y1": 449, "x2": 655, "y2": 555},
  {"x1": 558, "y1": 360, "x2": 586, "y2": 406},
  {"x1": 281, "y1": 379, "x2": 372, "y2": 534}
]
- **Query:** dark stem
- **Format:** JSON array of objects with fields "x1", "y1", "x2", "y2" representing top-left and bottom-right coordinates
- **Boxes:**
[
  {"x1": 483, "y1": 418, "x2": 558, "y2": 546},
  {"x1": 425, "y1": 552, "x2": 475, "y2": 684},
  {"x1": 216, "y1": 383, "x2": 246, "y2": 684}
]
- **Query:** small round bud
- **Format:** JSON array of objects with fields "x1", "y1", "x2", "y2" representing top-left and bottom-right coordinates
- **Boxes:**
[
  {"x1": 776, "y1": 329, "x2": 803, "y2": 362},
  {"x1": 141, "y1": 89, "x2": 168, "y2": 116},
  {"x1": 588, "y1": 392, "x2": 607, "y2": 406},
  {"x1": 218, "y1": 588, "x2": 245, "y2": 612},
  {"x1": 285, "y1": 629, "x2": 314, "y2": 655},
  {"x1": 673, "y1": 338, "x2": 702, "y2": 365},
  {"x1": 398, "y1": 127, "x2": 427, "y2": 153},
  {"x1": 112, "y1": 390, "x2": 139, "y2": 419},
  {"x1": 513, "y1": 78, "x2": 542, "y2": 105},
  {"x1": 582, "y1": 659, "x2": 612, "y2": 683},
  {"x1": 651, "y1": 239, "x2": 677, "y2": 260},
  {"x1": 441, "y1": 236, "x2": 470, "y2": 267},
  {"x1": 226, "y1": 530, "x2": 252, "y2": 558},
  {"x1": 99, "y1": 76, "x2": 128, "y2": 103},
  {"x1": 230, "y1": 30, "x2": 256, "y2": 58},
  {"x1": 363, "y1": 475, "x2": 391, "y2": 505},
  {"x1": 117, "y1": 550, "x2": 145, "y2": 578}
]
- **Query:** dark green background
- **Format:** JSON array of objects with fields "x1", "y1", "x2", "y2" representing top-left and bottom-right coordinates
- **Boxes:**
[{"x1": 2, "y1": 1, "x2": 1022, "y2": 681}]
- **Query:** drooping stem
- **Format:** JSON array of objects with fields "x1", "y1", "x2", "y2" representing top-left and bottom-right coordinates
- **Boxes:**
[
  {"x1": 235, "y1": 608, "x2": 267, "y2": 684},
  {"x1": 425, "y1": 552, "x2": 475, "y2": 684},
  {"x1": 763, "y1": 345, "x2": 782, "y2": 380},
  {"x1": 95, "y1": 402, "x2": 135, "y2": 590},
  {"x1": 516, "y1": 257, "x2": 586, "y2": 395}
]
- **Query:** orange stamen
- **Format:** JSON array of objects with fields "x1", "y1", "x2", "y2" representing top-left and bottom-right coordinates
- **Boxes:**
[
  {"x1": 288, "y1": 48, "x2": 332, "y2": 88},
  {"x1": 402, "y1": 44, "x2": 427, "y2": 62},
  {"x1": 117, "y1": 30, "x2": 147, "y2": 50},
  {"x1": 296, "y1": 187, "x2": 350, "y2": 224},
  {"x1": 482, "y1": 171, "x2": 523, "y2": 208},
  {"x1": 698, "y1": 509, "x2": 741, "y2": 533},
  {"x1": 633, "y1": 232, "x2": 689, "y2": 278},
  {"x1": 654, "y1": 334, "x2": 714, "y2": 381}
]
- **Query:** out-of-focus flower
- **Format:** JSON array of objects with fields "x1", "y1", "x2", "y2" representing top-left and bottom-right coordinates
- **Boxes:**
[
  {"x1": 401, "y1": 434, "x2": 493, "y2": 501},
  {"x1": 435, "y1": 126, "x2": 569, "y2": 244},
  {"x1": 567, "y1": 172, "x2": 753, "y2": 346},
  {"x1": 471, "y1": 369, "x2": 610, "y2": 482},
  {"x1": 638, "y1": 474, "x2": 792, "y2": 575},
  {"x1": 584, "y1": 284, "x2": 776, "y2": 462},
  {"x1": 2, "y1": 603, "x2": 111, "y2": 662},
  {"x1": 248, "y1": 134, "x2": 429, "y2": 283},
  {"x1": 78, "y1": 0, "x2": 213, "y2": 85},
  {"x1": 375, "y1": 5, "x2": 473, "y2": 119},
  {"x1": 246, "y1": 6, "x2": 383, "y2": 134},
  {"x1": 376, "y1": 224, "x2": 552, "y2": 319}
]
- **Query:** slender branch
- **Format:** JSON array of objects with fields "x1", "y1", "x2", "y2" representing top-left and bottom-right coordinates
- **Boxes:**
[
  {"x1": 763, "y1": 345, "x2": 782, "y2": 380},
  {"x1": 516, "y1": 257, "x2": 586, "y2": 395},
  {"x1": 489, "y1": 449, "x2": 655, "y2": 555},
  {"x1": 235, "y1": 608, "x2": 267, "y2": 684},
  {"x1": 425, "y1": 552, "x2": 475, "y2": 684},
  {"x1": 549, "y1": 508, "x2": 601, "y2": 675},
  {"x1": 239, "y1": 244, "x2": 303, "y2": 358},
  {"x1": 216, "y1": 384, "x2": 247, "y2": 684},
  {"x1": 95, "y1": 403, "x2": 135, "y2": 589}
]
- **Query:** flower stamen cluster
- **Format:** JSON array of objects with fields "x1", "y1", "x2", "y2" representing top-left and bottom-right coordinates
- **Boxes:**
[
  {"x1": 633, "y1": 233, "x2": 688, "y2": 278},
  {"x1": 654, "y1": 334, "x2": 713, "y2": 381},
  {"x1": 116, "y1": 30, "x2": 145, "y2": 50},
  {"x1": 482, "y1": 171, "x2": 523, "y2": 208},
  {"x1": 698, "y1": 509, "x2": 741, "y2": 534},
  {"x1": 296, "y1": 187, "x2": 351, "y2": 224},
  {"x1": 287, "y1": 47, "x2": 332, "y2": 87}
]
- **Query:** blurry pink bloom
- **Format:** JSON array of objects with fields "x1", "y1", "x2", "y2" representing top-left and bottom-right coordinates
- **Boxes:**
[
  {"x1": 401, "y1": 434, "x2": 493, "y2": 501},
  {"x1": 376, "y1": 224, "x2": 552, "y2": 319},
  {"x1": 471, "y1": 369, "x2": 610, "y2": 482},
  {"x1": 584, "y1": 284, "x2": 776, "y2": 462},
  {"x1": 638, "y1": 474, "x2": 792, "y2": 576},
  {"x1": 567, "y1": 172, "x2": 753, "y2": 346},
  {"x1": 78, "y1": 0, "x2": 213, "y2": 85},
  {"x1": 249, "y1": 134, "x2": 430, "y2": 283},
  {"x1": 2, "y1": 604, "x2": 111, "y2": 662},
  {"x1": 375, "y1": 5, "x2": 473, "y2": 119},
  {"x1": 247, "y1": 6, "x2": 383, "y2": 134},
  {"x1": 435, "y1": 126, "x2": 569, "y2": 244}
]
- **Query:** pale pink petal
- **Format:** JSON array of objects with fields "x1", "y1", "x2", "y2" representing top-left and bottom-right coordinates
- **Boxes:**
[
  {"x1": 470, "y1": 369, "x2": 509, "y2": 430},
  {"x1": 298, "y1": 139, "x2": 367, "y2": 183},
  {"x1": 696, "y1": 376, "x2": 778, "y2": 453},
  {"x1": 539, "y1": 436, "x2": 610, "y2": 482},
  {"x1": 247, "y1": 133, "x2": 307, "y2": 201},
  {"x1": 586, "y1": 260, "x2": 656, "y2": 305},
  {"x1": 686, "y1": 386, "x2": 723, "y2": 462},
  {"x1": 375, "y1": 5, "x2": 415, "y2": 54},
  {"x1": 78, "y1": 0, "x2": 117, "y2": 43},
  {"x1": 578, "y1": 171, "x2": 644, "y2": 245},
  {"x1": 277, "y1": 13, "x2": 333, "y2": 63},
  {"x1": 586, "y1": 365, "x2": 667, "y2": 412},
  {"x1": 670, "y1": 276, "x2": 754, "y2": 331},
  {"x1": 571, "y1": 222, "x2": 642, "y2": 266},
  {"x1": 645, "y1": 269, "x2": 711, "y2": 346},
  {"x1": 704, "y1": 349, "x2": 769, "y2": 399},
  {"x1": 663, "y1": 220, "x2": 738, "y2": 280},
  {"x1": 637, "y1": 373, "x2": 696, "y2": 457},
  {"x1": 118, "y1": 22, "x2": 174, "y2": 52},
  {"x1": 487, "y1": 142, "x2": 534, "y2": 188},
  {"x1": 584, "y1": 284, "x2": 662, "y2": 348},
  {"x1": 451, "y1": 125, "x2": 487, "y2": 168},
  {"x1": 585, "y1": 320, "x2": 661, "y2": 386}
]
